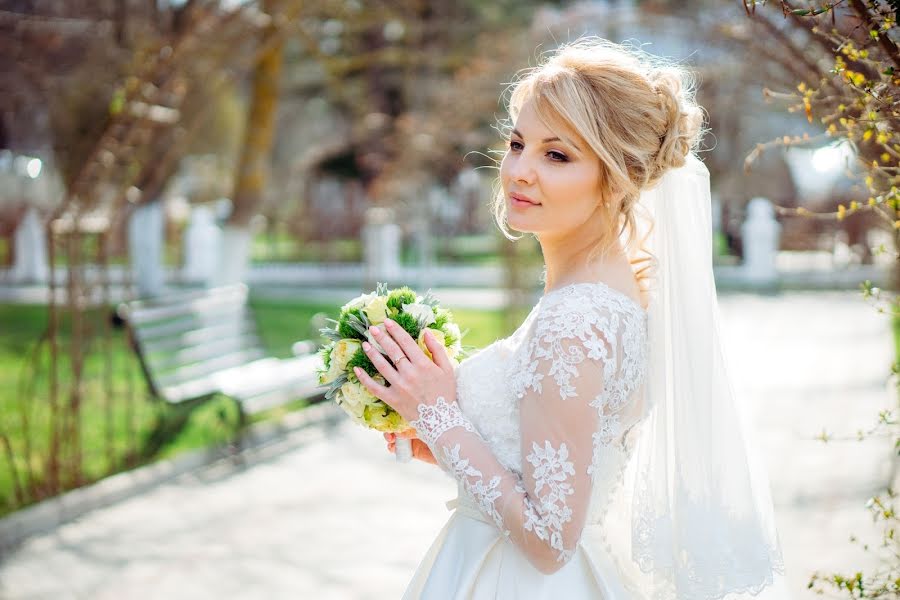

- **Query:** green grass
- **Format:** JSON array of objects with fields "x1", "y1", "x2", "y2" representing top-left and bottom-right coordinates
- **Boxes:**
[
  {"x1": 251, "y1": 236, "x2": 363, "y2": 263},
  {"x1": 0, "y1": 297, "x2": 519, "y2": 517},
  {"x1": 249, "y1": 232, "x2": 516, "y2": 266}
]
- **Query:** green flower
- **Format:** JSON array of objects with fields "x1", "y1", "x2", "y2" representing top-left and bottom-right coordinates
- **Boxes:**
[
  {"x1": 346, "y1": 346, "x2": 378, "y2": 379},
  {"x1": 433, "y1": 307, "x2": 452, "y2": 330},
  {"x1": 441, "y1": 322, "x2": 463, "y2": 357},
  {"x1": 337, "y1": 307, "x2": 367, "y2": 340},
  {"x1": 387, "y1": 287, "x2": 417, "y2": 313},
  {"x1": 391, "y1": 311, "x2": 421, "y2": 340}
]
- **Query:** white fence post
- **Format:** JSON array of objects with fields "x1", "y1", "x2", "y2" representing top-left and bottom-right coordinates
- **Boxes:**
[
  {"x1": 182, "y1": 205, "x2": 220, "y2": 286},
  {"x1": 11, "y1": 207, "x2": 49, "y2": 284},
  {"x1": 740, "y1": 197, "x2": 781, "y2": 286},
  {"x1": 128, "y1": 200, "x2": 165, "y2": 297},
  {"x1": 362, "y1": 207, "x2": 401, "y2": 286}
]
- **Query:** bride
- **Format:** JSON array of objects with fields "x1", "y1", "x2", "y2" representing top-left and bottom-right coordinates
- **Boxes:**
[{"x1": 354, "y1": 37, "x2": 791, "y2": 599}]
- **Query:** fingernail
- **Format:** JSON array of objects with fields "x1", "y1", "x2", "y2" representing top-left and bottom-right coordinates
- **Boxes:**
[
  {"x1": 362, "y1": 341, "x2": 371, "y2": 351},
  {"x1": 353, "y1": 366, "x2": 361, "y2": 375},
  {"x1": 369, "y1": 327, "x2": 379, "y2": 336}
]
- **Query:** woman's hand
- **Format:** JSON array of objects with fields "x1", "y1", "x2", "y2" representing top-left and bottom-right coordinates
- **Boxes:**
[
  {"x1": 384, "y1": 429, "x2": 438, "y2": 465},
  {"x1": 353, "y1": 317, "x2": 457, "y2": 424}
]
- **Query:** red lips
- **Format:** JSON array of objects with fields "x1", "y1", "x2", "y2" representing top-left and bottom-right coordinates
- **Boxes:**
[{"x1": 510, "y1": 192, "x2": 540, "y2": 205}]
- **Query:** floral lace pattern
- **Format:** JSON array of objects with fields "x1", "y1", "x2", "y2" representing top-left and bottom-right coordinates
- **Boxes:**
[
  {"x1": 523, "y1": 440, "x2": 577, "y2": 563},
  {"x1": 409, "y1": 396, "x2": 476, "y2": 447},
  {"x1": 509, "y1": 283, "x2": 649, "y2": 477},
  {"x1": 439, "y1": 443, "x2": 509, "y2": 536},
  {"x1": 421, "y1": 282, "x2": 649, "y2": 572}
]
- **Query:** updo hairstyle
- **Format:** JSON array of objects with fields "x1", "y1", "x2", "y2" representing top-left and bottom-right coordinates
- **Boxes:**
[{"x1": 493, "y1": 37, "x2": 706, "y2": 280}]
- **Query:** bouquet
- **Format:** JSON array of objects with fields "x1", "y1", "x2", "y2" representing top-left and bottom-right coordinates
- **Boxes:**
[{"x1": 317, "y1": 283, "x2": 465, "y2": 462}]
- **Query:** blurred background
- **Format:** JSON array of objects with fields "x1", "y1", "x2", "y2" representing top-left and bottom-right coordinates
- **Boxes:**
[{"x1": 0, "y1": 1, "x2": 898, "y2": 598}]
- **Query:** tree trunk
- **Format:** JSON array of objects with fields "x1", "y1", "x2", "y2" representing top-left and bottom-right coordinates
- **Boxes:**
[
  {"x1": 215, "y1": 0, "x2": 286, "y2": 286},
  {"x1": 226, "y1": 0, "x2": 284, "y2": 228}
]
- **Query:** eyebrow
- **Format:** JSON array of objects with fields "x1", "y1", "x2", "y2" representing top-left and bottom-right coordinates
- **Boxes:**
[{"x1": 511, "y1": 128, "x2": 580, "y2": 152}]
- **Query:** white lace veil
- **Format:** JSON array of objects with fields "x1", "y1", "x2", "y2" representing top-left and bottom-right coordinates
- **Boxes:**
[{"x1": 617, "y1": 154, "x2": 787, "y2": 599}]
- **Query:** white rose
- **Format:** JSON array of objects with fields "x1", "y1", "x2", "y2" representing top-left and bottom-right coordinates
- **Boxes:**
[
  {"x1": 335, "y1": 390, "x2": 368, "y2": 426},
  {"x1": 332, "y1": 339, "x2": 361, "y2": 371},
  {"x1": 403, "y1": 303, "x2": 436, "y2": 327},
  {"x1": 363, "y1": 296, "x2": 390, "y2": 325},
  {"x1": 342, "y1": 292, "x2": 376, "y2": 313},
  {"x1": 320, "y1": 339, "x2": 360, "y2": 385},
  {"x1": 319, "y1": 361, "x2": 340, "y2": 386},
  {"x1": 340, "y1": 380, "x2": 375, "y2": 419}
]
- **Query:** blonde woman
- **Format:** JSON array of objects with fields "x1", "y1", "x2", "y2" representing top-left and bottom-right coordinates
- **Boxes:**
[{"x1": 356, "y1": 37, "x2": 790, "y2": 599}]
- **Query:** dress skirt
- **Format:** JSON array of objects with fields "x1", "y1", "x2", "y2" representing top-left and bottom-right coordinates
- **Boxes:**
[{"x1": 401, "y1": 494, "x2": 644, "y2": 600}]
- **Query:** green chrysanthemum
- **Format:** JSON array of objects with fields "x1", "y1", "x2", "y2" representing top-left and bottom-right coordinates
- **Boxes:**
[
  {"x1": 391, "y1": 311, "x2": 421, "y2": 340},
  {"x1": 338, "y1": 307, "x2": 366, "y2": 340},
  {"x1": 433, "y1": 307, "x2": 452, "y2": 330},
  {"x1": 346, "y1": 347, "x2": 379, "y2": 379},
  {"x1": 387, "y1": 287, "x2": 417, "y2": 313}
]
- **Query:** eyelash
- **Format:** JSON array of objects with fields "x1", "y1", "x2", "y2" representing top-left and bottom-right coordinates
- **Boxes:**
[{"x1": 508, "y1": 140, "x2": 568, "y2": 162}]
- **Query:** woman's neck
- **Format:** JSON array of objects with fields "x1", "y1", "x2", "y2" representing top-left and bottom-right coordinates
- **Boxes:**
[{"x1": 538, "y1": 235, "x2": 629, "y2": 294}]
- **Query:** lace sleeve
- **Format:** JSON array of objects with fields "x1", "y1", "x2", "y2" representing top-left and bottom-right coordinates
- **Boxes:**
[{"x1": 410, "y1": 293, "x2": 646, "y2": 575}]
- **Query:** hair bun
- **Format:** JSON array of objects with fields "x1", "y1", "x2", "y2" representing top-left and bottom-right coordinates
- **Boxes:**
[{"x1": 649, "y1": 68, "x2": 703, "y2": 183}]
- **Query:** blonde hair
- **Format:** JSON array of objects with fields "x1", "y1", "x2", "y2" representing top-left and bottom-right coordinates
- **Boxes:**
[{"x1": 493, "y1": 37, "x2": 705, "y2": 286}]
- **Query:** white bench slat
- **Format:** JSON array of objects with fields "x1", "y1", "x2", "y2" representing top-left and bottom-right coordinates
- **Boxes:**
[
  {"x1": 148, "y1": 333, "x2": 265, "y2": 374},
  {"x1": 154, "y1": 348, "x2": 268, "y2": 392},
  {"x1": 121, "y1": 285, "x2": 325, "y2": 413},
  {"x1": 122, "y1": 285, "x2": 248, "y2": 325}
]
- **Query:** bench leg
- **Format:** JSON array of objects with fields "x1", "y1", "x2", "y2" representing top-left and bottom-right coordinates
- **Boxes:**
[{"x1": 226, "y1": 400, "x2": 249, "y2": 465}]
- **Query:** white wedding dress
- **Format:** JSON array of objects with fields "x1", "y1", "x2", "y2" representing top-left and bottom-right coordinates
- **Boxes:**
[{"x1": 402, "y1": 281, "x2": 654, "y2": 599}]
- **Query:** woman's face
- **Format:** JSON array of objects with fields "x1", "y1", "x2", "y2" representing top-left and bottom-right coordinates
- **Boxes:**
[{"x1": 500, "y1": 100, "x2": 605, "y2": 238}]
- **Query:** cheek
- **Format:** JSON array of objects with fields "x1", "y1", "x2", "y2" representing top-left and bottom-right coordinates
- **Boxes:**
[
  {"x1": 545, "y1": 166, "x2": 589, "y2": 202},
  {"x1": 499, "y1": 154, "x2": 511, "y2": 188},
  {"x1": 566, "y1": 169, "x2": 600, "y2": 206},
  {"x1": 544, "y1": 168, "x2": 601, "y2": 224}
]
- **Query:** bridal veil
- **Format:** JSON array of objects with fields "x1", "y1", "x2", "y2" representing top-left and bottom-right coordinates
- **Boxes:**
[{"x1": 612, "y1": 154, "x2": 790, "y2": 599}]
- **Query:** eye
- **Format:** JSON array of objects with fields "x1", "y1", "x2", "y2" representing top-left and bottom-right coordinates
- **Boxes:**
[
  {"x1": 508, "y1": 140, "x2": 524, "y2": 151},
  {"x1": 547, "y1": 150, "x2": 568, "y2": 162}
]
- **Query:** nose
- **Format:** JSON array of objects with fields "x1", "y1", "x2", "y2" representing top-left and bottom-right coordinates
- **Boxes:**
[{"x1": 506, "y1": 151, "x2": 536, "y2": 185}]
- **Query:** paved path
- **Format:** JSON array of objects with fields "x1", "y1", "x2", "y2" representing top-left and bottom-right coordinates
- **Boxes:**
[{"x1": 0, "y1": 291, "x2": 895, "y2": 599}]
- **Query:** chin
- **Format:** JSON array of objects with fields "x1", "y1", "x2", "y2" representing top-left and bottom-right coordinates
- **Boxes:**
[{"x1": 506, "y1": 218, "x2": 539, "y2": 234}]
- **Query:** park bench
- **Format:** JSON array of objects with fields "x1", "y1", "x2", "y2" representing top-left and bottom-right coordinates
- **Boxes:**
[{"x1": 117, "y1": 283, "x2": 325, "y2": 425}]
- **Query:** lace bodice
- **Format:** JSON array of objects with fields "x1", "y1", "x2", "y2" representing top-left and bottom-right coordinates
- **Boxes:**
[{"x1": 410, "y1": 282, "x2": 649, "y2": 575}]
